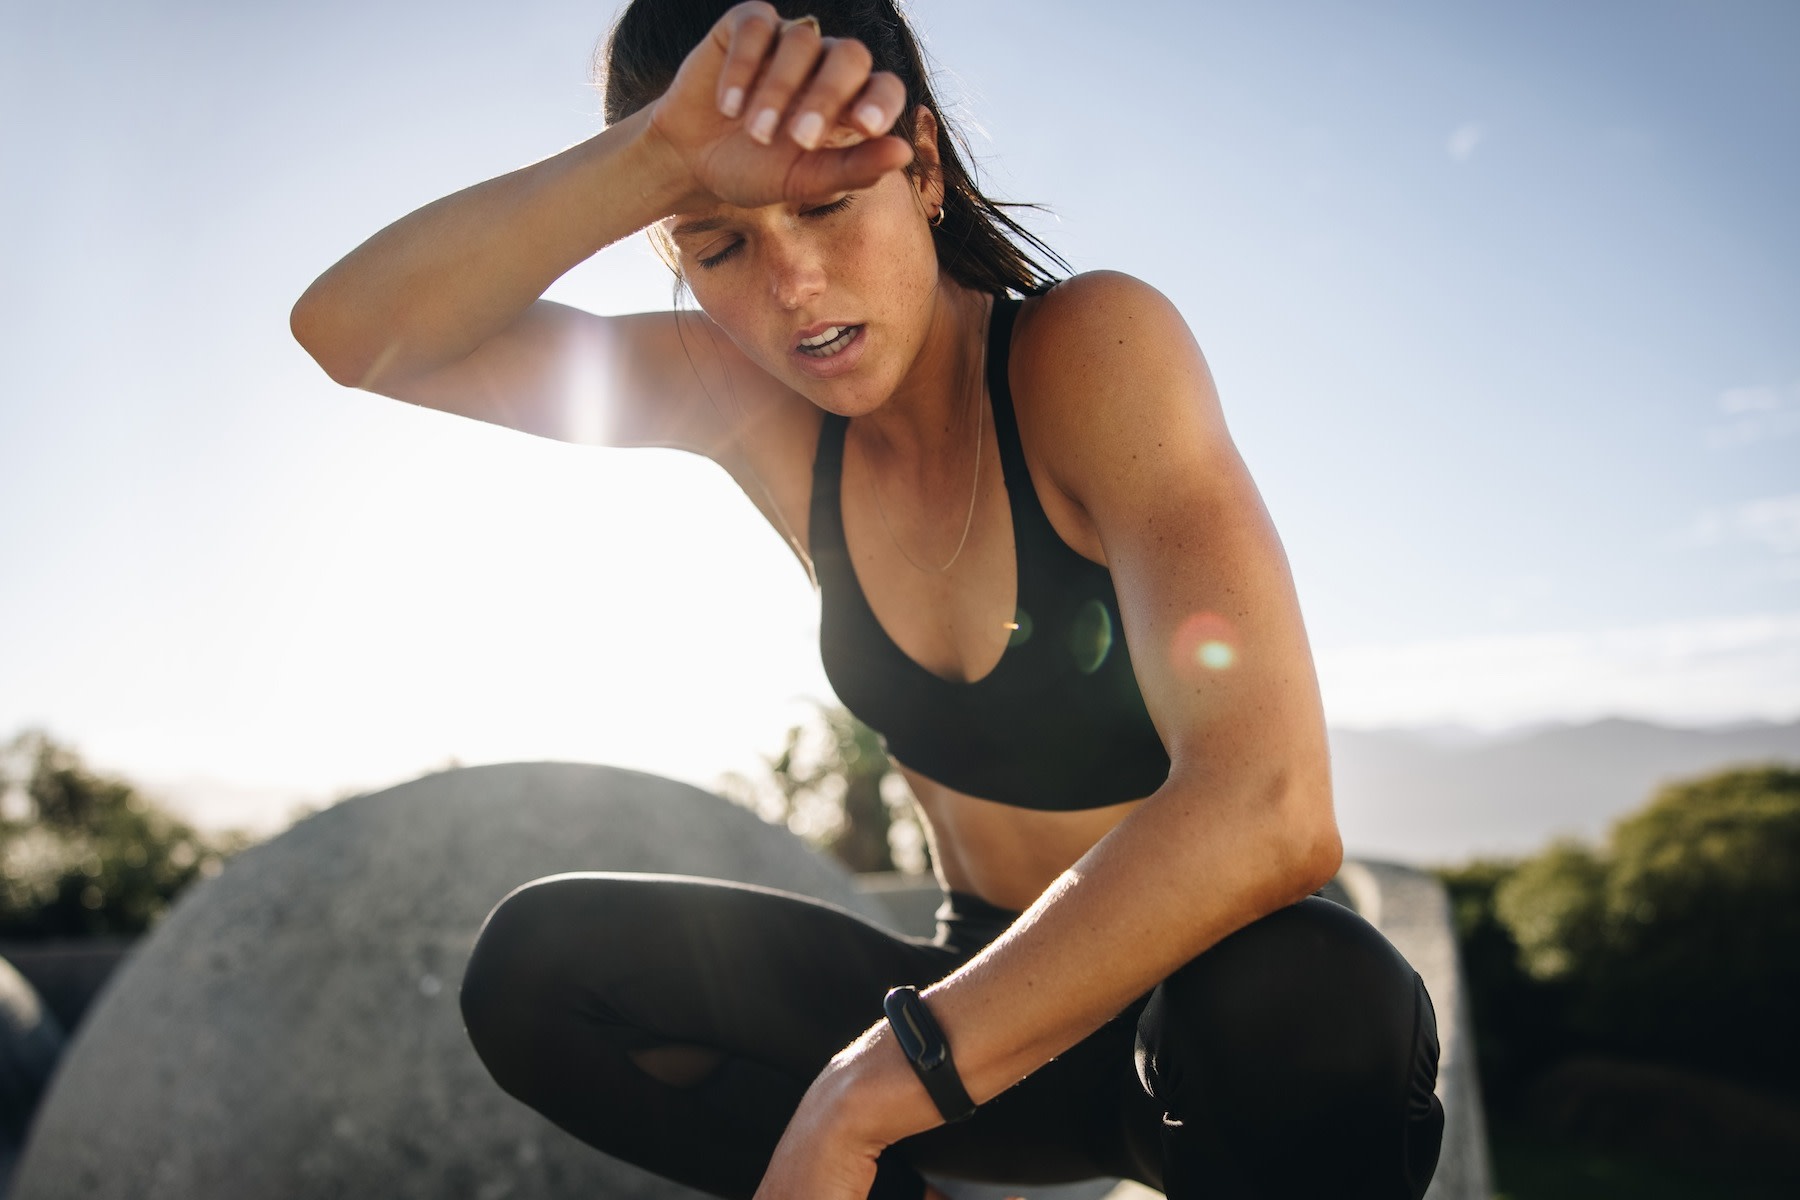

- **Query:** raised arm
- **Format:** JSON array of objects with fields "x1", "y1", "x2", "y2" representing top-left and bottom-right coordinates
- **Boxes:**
[
  {"x1": 289, "y1": 1, "x2": 914, "y2": 455},
  {"x1": 290, "y1": 106, "x2": 712, "y2": 446}
]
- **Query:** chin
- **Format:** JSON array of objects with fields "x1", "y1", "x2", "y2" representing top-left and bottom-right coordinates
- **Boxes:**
[{"x1": 803, "y1": 378, "x2": 891, "y2": 418}]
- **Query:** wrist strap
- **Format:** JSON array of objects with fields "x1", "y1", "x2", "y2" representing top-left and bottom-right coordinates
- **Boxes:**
[{"x1": 883, "y1": 986, "x2": 977, "y2": 1123}]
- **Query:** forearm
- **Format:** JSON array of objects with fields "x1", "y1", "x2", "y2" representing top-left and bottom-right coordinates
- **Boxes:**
[
  {"x1": 832, "y1": 768, "x2": 1340, "y2": 1144},
  {"x1": 940, "y1": 770, "x2": 1337, "y2": 1095},
  {"x1": 290, "y1": 104, "x2": 694, "y2": 388}
]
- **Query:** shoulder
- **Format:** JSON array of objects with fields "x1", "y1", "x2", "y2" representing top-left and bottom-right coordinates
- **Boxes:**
[
  {"x1": 1006, "y1": 271, "x2": 1230, "y2": 517},
  {"x1": 1017, "y1": 269, "x2": 1184, "y2": 341}
]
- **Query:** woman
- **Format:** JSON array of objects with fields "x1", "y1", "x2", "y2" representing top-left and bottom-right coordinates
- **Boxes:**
[{"x1": 292, "y1": 2, "x2": 1444, "y2": 1197}]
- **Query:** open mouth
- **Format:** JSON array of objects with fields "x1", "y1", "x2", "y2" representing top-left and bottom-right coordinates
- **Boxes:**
[{"x1": 795, "y1": 324, "x2": 864, "y2": 358}]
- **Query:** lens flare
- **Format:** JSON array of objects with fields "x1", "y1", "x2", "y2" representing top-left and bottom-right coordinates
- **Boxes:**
[
  {"x1": 1199, "y1": 640, "x2": 1236, "y2": 670},
  {"x1": 1069, "y1": 599, "x2": 1114, "y2": 674},
  {"x1": 556, "y1": 315, "x2": 617, "y2": 445},
  {"x1": 1006, "y1": 608, "x2": 1034, "y2": 646},
  {"x1": 1172, "y1": 611, "x2": 1239, "y2": 679}
]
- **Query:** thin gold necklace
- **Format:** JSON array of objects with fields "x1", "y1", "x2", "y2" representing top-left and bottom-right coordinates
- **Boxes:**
[{"x1": 863, "y1": 304, "x2": 988, "y2": 574}]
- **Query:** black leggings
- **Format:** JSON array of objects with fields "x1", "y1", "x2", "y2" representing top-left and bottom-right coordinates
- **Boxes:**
[{"x1": 458, "y1": 872, "x2": 1444, "y2": 1199}]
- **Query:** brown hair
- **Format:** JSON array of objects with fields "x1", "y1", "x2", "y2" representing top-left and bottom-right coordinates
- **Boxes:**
[{"x1": 598, "y1": 0, "x2": 1068, "y2": 295}]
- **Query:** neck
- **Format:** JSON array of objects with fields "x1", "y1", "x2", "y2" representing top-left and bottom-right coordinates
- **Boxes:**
[{"x1": 854, "y1": 278, "x2": 992, "y2": 473}]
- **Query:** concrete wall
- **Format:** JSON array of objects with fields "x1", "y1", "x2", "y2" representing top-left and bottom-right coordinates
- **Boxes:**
[{"x1": 1338, "y1": 861, "x2": 1495, "y2": 1200}]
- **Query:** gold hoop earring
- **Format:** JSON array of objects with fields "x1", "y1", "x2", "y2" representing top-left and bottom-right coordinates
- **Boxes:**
[{"x1": 931, "y1": 206, "x2": 947, "y2": 227}]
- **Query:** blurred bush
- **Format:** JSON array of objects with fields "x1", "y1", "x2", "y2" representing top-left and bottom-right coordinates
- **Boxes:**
[
  {"x1": 1558, "y1": 765, "x2": 1799, "y2": 1092},
  {"x1": 0, "y1": 729, "x2": 256, "y2": 940},
  {"x1": 1441, "y1": 764, "x2": 1800, "y2": 1106},
  {"x1": 1437, "y1": 856, "x2": 1570, "y2": 1108}
]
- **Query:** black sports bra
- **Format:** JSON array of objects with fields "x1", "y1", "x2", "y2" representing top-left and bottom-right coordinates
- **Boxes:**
[{"x1": 809, "y1": 294, "x2": 1172, "y2": 811}]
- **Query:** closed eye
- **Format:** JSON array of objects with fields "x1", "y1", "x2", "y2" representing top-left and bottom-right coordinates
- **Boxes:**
[
  {"x1": 696, "y1": 239, "x2": 742, "y2": 270},
  {"x1": 803, "y1": 194, "x2": 857, "y2": 219},
  {"x1": 694, "y1": 195, "x2": 858, "y2": 271}
]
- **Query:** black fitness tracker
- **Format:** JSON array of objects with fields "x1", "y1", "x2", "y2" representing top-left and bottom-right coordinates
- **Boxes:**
[{"x1": 882, "y1": 985, "x2": 978, "y2": 1123}]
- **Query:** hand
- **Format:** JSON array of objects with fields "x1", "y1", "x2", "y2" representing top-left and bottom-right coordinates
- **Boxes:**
[
  {"x1": 751, "y1": 1065, "x2": 886, "y2": 1200},
  {"x1": 645, "y1": 1, "x2": 915, "y2": 211},
  {"x1": 751, "y1": 1020, "x2": 1029, "y2": 1200},
  {"x1": 748, "y1": 1071, "x2": 1029, "y2": 1200}
]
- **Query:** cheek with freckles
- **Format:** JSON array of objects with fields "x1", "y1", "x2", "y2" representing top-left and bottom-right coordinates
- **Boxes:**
[{"x1": 842, "y1": 195, "x2": 944, "y2": 330}]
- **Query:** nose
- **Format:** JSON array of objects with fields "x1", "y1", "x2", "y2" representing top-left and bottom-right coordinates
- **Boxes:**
[{"x1": 767, "y1": 234, "x2": 826, "y2": 311}]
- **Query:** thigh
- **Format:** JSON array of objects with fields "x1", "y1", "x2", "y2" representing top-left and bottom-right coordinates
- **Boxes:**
[
  {"x1": 461, "y1": 871, "x2": 965, "y2": 1200},
  {"x1": 462, "y1": 870, "x2": 959, "y2": 1077}
]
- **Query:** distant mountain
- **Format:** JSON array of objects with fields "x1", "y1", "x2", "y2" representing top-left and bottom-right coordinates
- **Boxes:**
[
  {"x1": 1330, "y1": 717, "x2": 1800, "y2": 866},
  {"x1": 149, "y1": 718, "x2": 1800, "y2": 868}
]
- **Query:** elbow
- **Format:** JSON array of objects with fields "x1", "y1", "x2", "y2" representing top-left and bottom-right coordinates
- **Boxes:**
[
  {"x1": 289, "y1": 281, "x2": 378, "y2": 389},
  {"x1": 1293, "y1": 818, "x2": 1344, "y2": 897},
  {"x1": 290, "y1": 287, "x2": 348, "y2": 386},
  {"x1": 1267, "y1": 769, "x2": 1343, "y2": 901}
]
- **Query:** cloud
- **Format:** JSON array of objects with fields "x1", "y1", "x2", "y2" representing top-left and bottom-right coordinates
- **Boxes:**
[
  {"x1": 1482, "y1": 574, "x2": 1555, "y2": 621},
  {"x1": 1446, "y1": 122, "x2": 1485, "y2": 163},
  {"x1": 1719, "y1": 385, "x2": 1785, "y2": 414},
  {"x1": 1680, "y1": 493, "x2": 1800, "y2": 555},
  {"x1": 1734, "y1": 495, "x2": 1800, "y2": 554},
  {"x1": 1706, "y1": 380, "x2": 1800, "y2": 448},
  {"x1": 1317, "y1": 612, "x2": 1800, "y2": 729}
]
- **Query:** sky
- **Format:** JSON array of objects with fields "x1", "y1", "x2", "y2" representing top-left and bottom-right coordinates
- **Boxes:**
[{"x1": 2, "y1": 0, "x2": 1797, "y2": 836}]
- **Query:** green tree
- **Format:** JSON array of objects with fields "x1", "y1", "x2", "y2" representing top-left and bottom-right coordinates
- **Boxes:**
[
  {"x1": 0, "y1": 729, "x2": 256, "y2": 939},
  {"x1": 1494, "y1": 839, "x2": 1609, "y2": 984},
  {"x1": 1578, "y1": 766, "x2": 1800, "y2": 1090},
  {"x1": 1449, "y1": 764, "x2": 1800, "y2": 1102},
  {"x1": 1437, "y1": 857, "x2": 1573, "y2": 1109},
  {"x1": 718, "y1": 704, "x2": 927, "y2": 875}
]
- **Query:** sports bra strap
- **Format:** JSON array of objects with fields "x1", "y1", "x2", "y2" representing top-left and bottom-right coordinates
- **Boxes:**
[
  {"x1": 984, "y1": 296, "x2": 1027, "y2": 492},
  {"x1": 984, "y1": 294, "x2": 1069, "y2": 560}
]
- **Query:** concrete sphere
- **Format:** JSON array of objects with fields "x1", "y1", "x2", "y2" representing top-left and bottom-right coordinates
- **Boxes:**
[{"x1": 8, "y1": 763, "x2": 892, "y2": 1200}]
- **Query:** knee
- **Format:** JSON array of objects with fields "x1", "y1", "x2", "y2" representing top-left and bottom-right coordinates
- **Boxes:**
[
  {"x1": 459, "y1": 874, "x2": 613, "y2": 1076},
  {"x1": 462, "y1": 879, "x2": 550, "y2": 1019},
  {"x1": 1141, "y1": 897, "x2": 1438, "y2": 1118},
  {"x1": 1139, "y1": 899, "x2": 1444, "y2": 1195},
  {"x1": 458, "y1": 883, "x2": 539, "y2": 1065}
]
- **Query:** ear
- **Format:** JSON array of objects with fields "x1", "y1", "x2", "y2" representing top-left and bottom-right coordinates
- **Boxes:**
[{"x1": 908, "y1": 104, "x2": 946, "y2": 214}]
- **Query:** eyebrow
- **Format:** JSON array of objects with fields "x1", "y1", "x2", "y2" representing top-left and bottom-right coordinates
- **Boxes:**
[{"x1": 669, "y1": 215, "x2": 730, "y2": 239}]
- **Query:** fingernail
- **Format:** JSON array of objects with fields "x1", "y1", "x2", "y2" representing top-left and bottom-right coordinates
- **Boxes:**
[
  {"x1": 721, "y1": 86, "x2": 744, "y2": 119},
  {"x1": 749, "y1": 107, "x2": 779, "y2": 144},
  {"x1": 856, "y1": 103, "x2": 885, "y2": 133},
  {"x1": 791, "y1": 111, "x2": 824, "y2": 150}
]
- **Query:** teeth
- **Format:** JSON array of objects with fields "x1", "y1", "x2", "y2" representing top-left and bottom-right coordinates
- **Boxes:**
[{"x1": 800, "y1": 325, "x2": 846, "y2": 348}]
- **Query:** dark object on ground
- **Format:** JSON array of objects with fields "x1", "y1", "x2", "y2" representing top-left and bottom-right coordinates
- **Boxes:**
[
  {"x1": 0, "y1": 939, "x2": 136, "y2": 1036},
  {"x1": 0, "y1": 955, "x2": 64, "y2": 1198},
  {"x1": 1526, "y1": 1055, "x2": 1800, "y2": 1179},
  {"x1": 1488, "y1": 1114, "x2": 1795, "y2": 1200}
]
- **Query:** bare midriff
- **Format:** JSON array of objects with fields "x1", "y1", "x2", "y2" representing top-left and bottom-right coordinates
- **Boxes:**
[{"x1": 896, "y1": 762, "x2": 1145, "y2": 913}]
